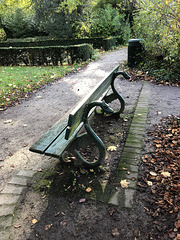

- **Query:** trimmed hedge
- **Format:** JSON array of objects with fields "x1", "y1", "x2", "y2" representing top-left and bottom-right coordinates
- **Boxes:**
[
  {"x1": 0, "y1": 37, "x2": 104, "y2": 49},
  {"x1": 103, "y1": 37, "x2": 117, "y2": 51},
  {"x1": 0, "y1": 36, "x2": 124, "y2": 50},
  {"x1": 0, "y1": 44, "x2": 93, "y2": 66}
]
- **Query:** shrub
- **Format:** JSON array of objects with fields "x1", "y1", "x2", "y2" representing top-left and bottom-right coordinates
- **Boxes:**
[
  {"x1": 0, "y1": 29, "x2": 6, "y2": 42},
  {"x1": 90, "y1": 4, "x2": 131, "y2": 42},
  {"x1": 2, "y1": 8, "x2": 37, "y2": 38},
  {"x1": 0, "y1": 44, "x2": 93, "y2": 66},
  {"x1": 133, "y1": 0, "x2": 180, "y2": 82},
  {"x1": 103, "y1": 37, "x2": 117, "y2": 51}
]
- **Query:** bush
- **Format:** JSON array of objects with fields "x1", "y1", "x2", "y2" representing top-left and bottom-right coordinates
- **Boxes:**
[
  {"x1": 90, "y1": 4, "x2": 131, "y2": 42},
  {"x1": 103, "y1": 37, "x2": 117, "y2": 51},
  {"x1": 0, "y1": 29, "x2": 6, "y2": 42},
  {"x1": 0, "y1": 44, "x2": 93, "y2": 66},
  {"x1": 0, "y1": 37, "x2": 106, "y2": 49},
  {"x1": 133, "y1": 0, "x2": 180, "y2": 82},
  {"x1": 2, "y1": 8, "x2": 38, "y2": 38}
]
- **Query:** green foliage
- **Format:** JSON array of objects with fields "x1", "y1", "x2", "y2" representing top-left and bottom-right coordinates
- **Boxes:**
[
  {"x1": 93, "y1": 0, "x2": 137, "y2": 27},
  {"x1": 103, "y1": 37, "x2": 117, "y2": 51},
  {"x1": 0, "y1": 36, "x2": 125, "y2": 51},
  {"x1": 46, "y1": 9, "x2": 80, "y2": 39},
  {"x1": 0, "y1": 0, "x2": 132, "y2": 46},
  {"x1": 0, "y1": 28, "x2": 6, "y2": 42},
  {"x1": 0, "y1": 0, "x2": 32, "y2": 16},
  {"x1": 90, "y1": 4, "x2": 130, "y2": 40},
  {"x1": 93, "y1": 0, "x2": 136, "y2": 12},
  {"x1": 133, "y1": 0, "x2": 180, "y2": 81},
  {"x1": 1, "y1": 8, "x2": 37, "y2": 38},
  {"x1": 32, "y1": 0, "x2": 81, "y2": 39},
  {"x1": 0, "y1": 44, "x2": 93, "y2": 66}
]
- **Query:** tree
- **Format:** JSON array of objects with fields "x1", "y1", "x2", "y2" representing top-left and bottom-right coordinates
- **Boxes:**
[
  {"x1": 133, "y1": 0, "x2": 180, "y2": 77},
  {"x1": 93, "y1": 0, "x2": 137, "y2": 26},
  {"x1": 1, "y1": 8, "x2": 37, "y2": 38},
  {"x1": 90, "y1": 4, "x2": 130, "y2": 39},
  {"x1": 0, "y1": 0, "x2": 32, "y2": 15},
  {"x1": 31, "y1": 0, "x2": 82, "y2": 38},
  {"x1": 0, "y1": 0, "x2": 36, "y2": 38}
]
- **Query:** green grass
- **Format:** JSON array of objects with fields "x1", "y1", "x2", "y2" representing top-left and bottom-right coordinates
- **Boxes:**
[
  {"x1": 0, "y1": 47, "x2": 124, "y2": 109},
  {"x1": 0, "y1": 63, "x2": 83, "y2": 109}
]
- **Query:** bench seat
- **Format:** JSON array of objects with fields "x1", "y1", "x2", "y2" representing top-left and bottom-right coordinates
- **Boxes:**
[{"x1": 30, "y1": 65, "x2": 130, "y2": 167}]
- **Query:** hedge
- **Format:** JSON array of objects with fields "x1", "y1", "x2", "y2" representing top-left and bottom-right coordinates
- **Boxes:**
[
  {"x1": 0, "y1": 36, "x2": 124, "y2": 50},
  {"x1": 103, "y1": 37, "x2": 117, "y2": 51},
  {"x1": 0, "y1": 37, "x2": 103, "y2": 49},
  {"x1": 0, "y1": 44, "x2": 93, "y2": 66}
]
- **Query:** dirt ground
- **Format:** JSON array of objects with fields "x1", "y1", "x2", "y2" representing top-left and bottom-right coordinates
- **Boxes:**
[{"x1": 1, "y1": 48, "x2": 180, "y2": 239}]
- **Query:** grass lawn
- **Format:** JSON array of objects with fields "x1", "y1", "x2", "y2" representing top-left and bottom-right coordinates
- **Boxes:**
[{"x1": 0, "y1": 63, "x2": 83, "y2": 109}]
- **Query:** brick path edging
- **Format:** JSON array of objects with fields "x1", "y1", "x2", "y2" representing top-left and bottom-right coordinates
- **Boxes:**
[{"x1": 0, "y1": 170, "x2": 35, "y2": 240}]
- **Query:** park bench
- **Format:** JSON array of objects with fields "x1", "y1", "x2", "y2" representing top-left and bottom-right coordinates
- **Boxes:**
[{"x1": 29, "y1": 65, "x2": 130, "y2": 168}]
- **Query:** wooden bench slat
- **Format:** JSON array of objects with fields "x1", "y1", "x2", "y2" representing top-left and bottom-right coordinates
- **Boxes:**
[
  {"x1": 45, "y1": 122, "x2": 84, "y2": 158},
  {"x1": 29, "y1": 115, "x2": 69, "y2": 154},
  {"x1": 65, "y1": 65, "x2": 119, "y2": 140}
]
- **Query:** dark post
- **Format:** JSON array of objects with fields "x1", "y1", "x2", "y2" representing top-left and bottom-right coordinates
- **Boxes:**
[{"x1": 128, "y1": 39, "x2": 144, "y2": 67}]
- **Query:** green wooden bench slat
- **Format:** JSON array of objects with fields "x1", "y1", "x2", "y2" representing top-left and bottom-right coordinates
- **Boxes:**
[
  {"x1": 65, "y1": 65, "x2": 119, "y2": 140},
  {"x1": 29, "y1": 114, "x2": 69, "y2": 154},
  {"x1": 44, "y1": 122, "x2": 84, "y2": 158}
]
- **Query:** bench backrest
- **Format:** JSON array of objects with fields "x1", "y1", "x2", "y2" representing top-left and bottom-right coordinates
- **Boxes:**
[{"x1": 65, "y1": 65, "x2": 119, "y2": 140}]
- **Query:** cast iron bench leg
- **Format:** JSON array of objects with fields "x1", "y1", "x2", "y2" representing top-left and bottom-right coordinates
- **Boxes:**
[
  {"x1": 70, "y1": 101, "x2": 113, "y2": 167},
  {"x1": 98, "y1": 71, "x2": 130, "y2": 116}
]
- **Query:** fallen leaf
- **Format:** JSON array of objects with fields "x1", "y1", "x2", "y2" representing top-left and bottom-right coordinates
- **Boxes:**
[
  {"x1": 177, "y1": 233, "x2": 180, "y2": 240},
  {"x1": 175, "y1": 220, "x2": 180, "y2": 229},
  {"x1": 156, "y1": 144, "x2": 162, "y2": 148},
  {"x1": 150, "y1": 171, "x2": 157, "y2": 176},
  {"x1": 32, "y1": 218, "x2": 38, "y2": 224},
  {"x1": 35, "y1": 96, "x2": 43, "y2": 99},
  {"x1": 86, "y1": 187, "x2": 92, "y2": 193},
  {"x1": 161, "y1": 171, "x2": 171, "y2": 177},
  {"x1": 147, "y1": 181, "x2": 153, "y2": 186},
  {"x1": 107, "y1": 145, "x2": 117, "y2": 151},
  {"x1": 80, "y1": 169, "x2": 87, "y2": 174},
  {"x1": 109, "y1": 209, "x2": 115, "y2": 216},
  {"x1": 120, "y1": 179, "x2": 130, "y2": 188},
  {"x1": 111, "y1": 228, "x2": 120, "y2": 237},
  {"x1": 4, "y1": 119, "x2": 13, "y2": 124},
  {"x1": 79, "y1": 198, "x2": 86, "y2": 203},
  {"x1": 14, "y1": 225, "x2": 21, "y2": 228},
  {"x1": 45, "y1": 224, "x2": 52, "y2": 230},
  {"x1": 60, "y1": 220, "x2": 67, "y2": 227}
]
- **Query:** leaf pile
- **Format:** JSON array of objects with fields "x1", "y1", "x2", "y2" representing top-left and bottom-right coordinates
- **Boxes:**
[
  {"x1": 138, "y1": 115, "x2": 180, "y2": 239},
  {"x1": 127, "y1": 69, "x2": 179, "y2": 87}
]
